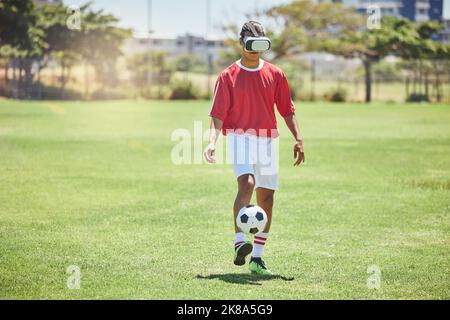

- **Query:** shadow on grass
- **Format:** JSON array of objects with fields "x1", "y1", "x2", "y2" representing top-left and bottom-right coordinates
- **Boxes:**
[{"x1": 196, "y1": 273, "x2": 294, "y2": 286}]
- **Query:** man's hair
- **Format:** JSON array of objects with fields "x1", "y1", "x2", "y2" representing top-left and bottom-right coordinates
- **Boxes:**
[{"x1": 240, "y1": 21, "x2": 265, "y2": 39}]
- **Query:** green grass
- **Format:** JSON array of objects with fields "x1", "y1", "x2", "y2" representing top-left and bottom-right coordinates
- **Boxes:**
[{"x1": 0, "y1": 99, "x2": 449, "y2": 299}]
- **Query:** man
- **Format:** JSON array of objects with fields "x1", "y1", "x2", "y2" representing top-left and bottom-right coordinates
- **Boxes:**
[{"x1": 204, "y1": 21, "x2": 305, "y2": 276}]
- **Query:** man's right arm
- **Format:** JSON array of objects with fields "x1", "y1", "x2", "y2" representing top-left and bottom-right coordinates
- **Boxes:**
[
  {"x1": 205, "y1": 72, "x2": 229, "y2": 163},
  {"x1": 204, "y1": 117, "x2": 223, "y2": 163}
]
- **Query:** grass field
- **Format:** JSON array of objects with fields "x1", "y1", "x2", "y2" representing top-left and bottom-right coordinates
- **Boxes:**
[{"x1": 0, "y1": 99, "x2": 449, "y2": 299}]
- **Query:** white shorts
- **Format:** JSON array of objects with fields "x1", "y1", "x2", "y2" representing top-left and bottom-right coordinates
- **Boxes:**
[{"x1": 227, "y1": 133, "x2": 279, "y2": 191}]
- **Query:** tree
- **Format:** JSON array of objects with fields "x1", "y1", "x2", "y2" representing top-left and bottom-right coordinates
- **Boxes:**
[
  {"x1": 0, "y1": 0, "x2": 45, "y2": 98},
  {"x1": 217, "y1": 0, "x2": 363, "y2": 101},
  {"x1": 126, "y1": 52, "x2": 174, "y2": 98},
  {"x1": 0, "y1": 1, "x2": 131, "y2": 99},
  {"x1": 266, "y1": 0, "x2": 363, "y2": 60},
  {"x1": 174, "y1": 54, "x2": 207, "y2": 73},
  {"x1": 37, "y1": 3, "x2": 131, "y2": 98},
  {"x1": 0, "y1": 0, "x2": 43, "y2": 50},
  {"x1": 253, "y1": 1, "x2": 448, "y2": 103},
  {"x1": 334, "y1": 17, "x2": 407, "y2": 102},
  {"x1": 219, "y1": 0, "x2": 363, "y2": 63},
  {"x1": 399, "y1": 21, "x2": 449, "y2": 102},
  {"x1": 35, "y1": 3, "x2": 84, "y2": 98},
  {"x1": 78, "y1": 8, "x2": 131, "y2": 97}
]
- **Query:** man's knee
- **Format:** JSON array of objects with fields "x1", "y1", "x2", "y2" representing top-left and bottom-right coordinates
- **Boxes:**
[
  {"x1": 238, "y1": 174, "x2": 255, "y2": 195},
  {"x1": 258, "y1": 189, "x2": 274, "y2": 204}
]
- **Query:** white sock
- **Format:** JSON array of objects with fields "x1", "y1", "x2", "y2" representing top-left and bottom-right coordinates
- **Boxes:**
[
  {"x1": 251, "y1": 232, "x2": 269, "y2": 258},
  {"x1": 234, "y1": 232, "x2": 247, "y2": 248}
]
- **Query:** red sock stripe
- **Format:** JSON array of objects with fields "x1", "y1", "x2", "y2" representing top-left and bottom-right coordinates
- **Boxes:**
[
  {"x1": 254, "y1": 241, "x2": 266, "y2": 246},
  {"x1": 254, "y1": 236, "x2": 267, "y2": 241}
]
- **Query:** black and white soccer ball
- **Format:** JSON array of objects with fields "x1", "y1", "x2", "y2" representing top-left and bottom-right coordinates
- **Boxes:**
[{"x1": 236, "y1": 205, "x2": 268, "y2": 235}]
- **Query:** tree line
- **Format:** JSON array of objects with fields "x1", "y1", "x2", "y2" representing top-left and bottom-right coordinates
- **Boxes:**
[
  {"x1": 1, "y1": 0, "x2": 449, "y2": 102},
  {"x1": 0, "y1": 0, "x2": 131, "y2": 99},
  {"x1": 221, "y1": 0, "x2": 450, "y2": 103}
]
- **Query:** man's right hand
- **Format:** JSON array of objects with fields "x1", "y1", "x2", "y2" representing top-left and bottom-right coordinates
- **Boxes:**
[{"x1": 204, "y1": 142, "x2": 216, "y2": 163}]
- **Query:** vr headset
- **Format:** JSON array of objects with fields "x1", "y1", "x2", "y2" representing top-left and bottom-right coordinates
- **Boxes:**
[{"x1": 242, "y1": 23, "x2": 271, "y2": 53}]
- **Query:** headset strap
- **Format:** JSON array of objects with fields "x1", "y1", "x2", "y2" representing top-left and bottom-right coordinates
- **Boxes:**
[{"x1": 246, "y1": 22, "x2": 261, "y2": 37}]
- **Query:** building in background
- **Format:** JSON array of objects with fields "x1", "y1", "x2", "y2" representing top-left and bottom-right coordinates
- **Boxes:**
[
  {"x1": 356, "y1": 1, "x2": 404, "y2": 18},
  {"x1": 320, "y1": 0, "x2": 450, "y2": 42},
  {"x1": 328, "y1": 0, "x2": 443, "y2": 22},
  {"x1": 122, "y1": 32, "x2": 225, "y2": 62},
  {"x1": 306, "y1": 0, "x2": 449, "y2": 81},
  {"x1": 32, "y1": 0, "x2": 226, "y2": 62}
]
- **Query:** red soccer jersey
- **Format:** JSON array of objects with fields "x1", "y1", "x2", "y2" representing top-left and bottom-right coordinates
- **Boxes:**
[{"x1": 209, "y1": 59, "x2": 295, "y2": 138}]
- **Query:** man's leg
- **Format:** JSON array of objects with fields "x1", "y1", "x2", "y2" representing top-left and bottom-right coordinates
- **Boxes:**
[
  {"x1": 233, "y1": 174, "x2": 255, "y2": 266},
  {"x1": 251, "y1": 187, "x2": 274, "y2": 259},
  {"x1": 256, "y1": 187, "x2": 274, "y2": 232},
  {"x1": 233, "y1": 174, "x2": 255, "y2": 232},
  {"x1": 248, "y1": 136, "x2": 277, "y2": 275}
]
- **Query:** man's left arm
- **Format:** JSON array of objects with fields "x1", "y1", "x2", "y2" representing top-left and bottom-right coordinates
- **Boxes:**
[
  {"x1": 275, "y1": 71, "x2": 305, "y2": 167},
  {"x1": 284, "y1": 113, "x2": 305, "y2": 167}
]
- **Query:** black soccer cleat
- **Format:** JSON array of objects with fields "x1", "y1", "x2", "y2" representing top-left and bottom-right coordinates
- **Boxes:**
[{"x1": 234, "y1": 241, "x2": 253, "y2": 266}]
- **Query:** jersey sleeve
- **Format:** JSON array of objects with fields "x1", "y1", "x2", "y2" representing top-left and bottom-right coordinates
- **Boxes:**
[
  {"x1": 275, "y1": 72, "x2": 296, "y2": 117},
  {"x1": 209, "y1": 73, "x2": 231, "y2": 121}
]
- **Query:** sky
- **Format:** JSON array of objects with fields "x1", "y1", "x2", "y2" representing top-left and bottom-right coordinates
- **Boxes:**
[
  {"x1": 63, "y1": 0, "x2": 291, "y2": 37},
  {"x1": 62, "y1": 0, "x2": 450, "y2": 36}
]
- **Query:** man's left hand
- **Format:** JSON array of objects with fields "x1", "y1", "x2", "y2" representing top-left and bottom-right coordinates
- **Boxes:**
[{"x1": 293, "y1": 140, "x2": 305, "y2": 167}]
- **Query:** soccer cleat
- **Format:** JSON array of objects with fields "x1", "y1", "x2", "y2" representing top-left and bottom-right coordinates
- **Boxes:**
[
  {"x1": 234, "y1": 241, "x2": 253, "y2": 266},
  {"x1": 249, "y1": 257, "x2": 273, "y2": 276}
]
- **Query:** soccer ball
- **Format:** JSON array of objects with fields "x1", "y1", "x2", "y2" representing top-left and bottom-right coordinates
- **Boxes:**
[{"x1": 236, "y1": 205, "x2": 267, "y2": 235}]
